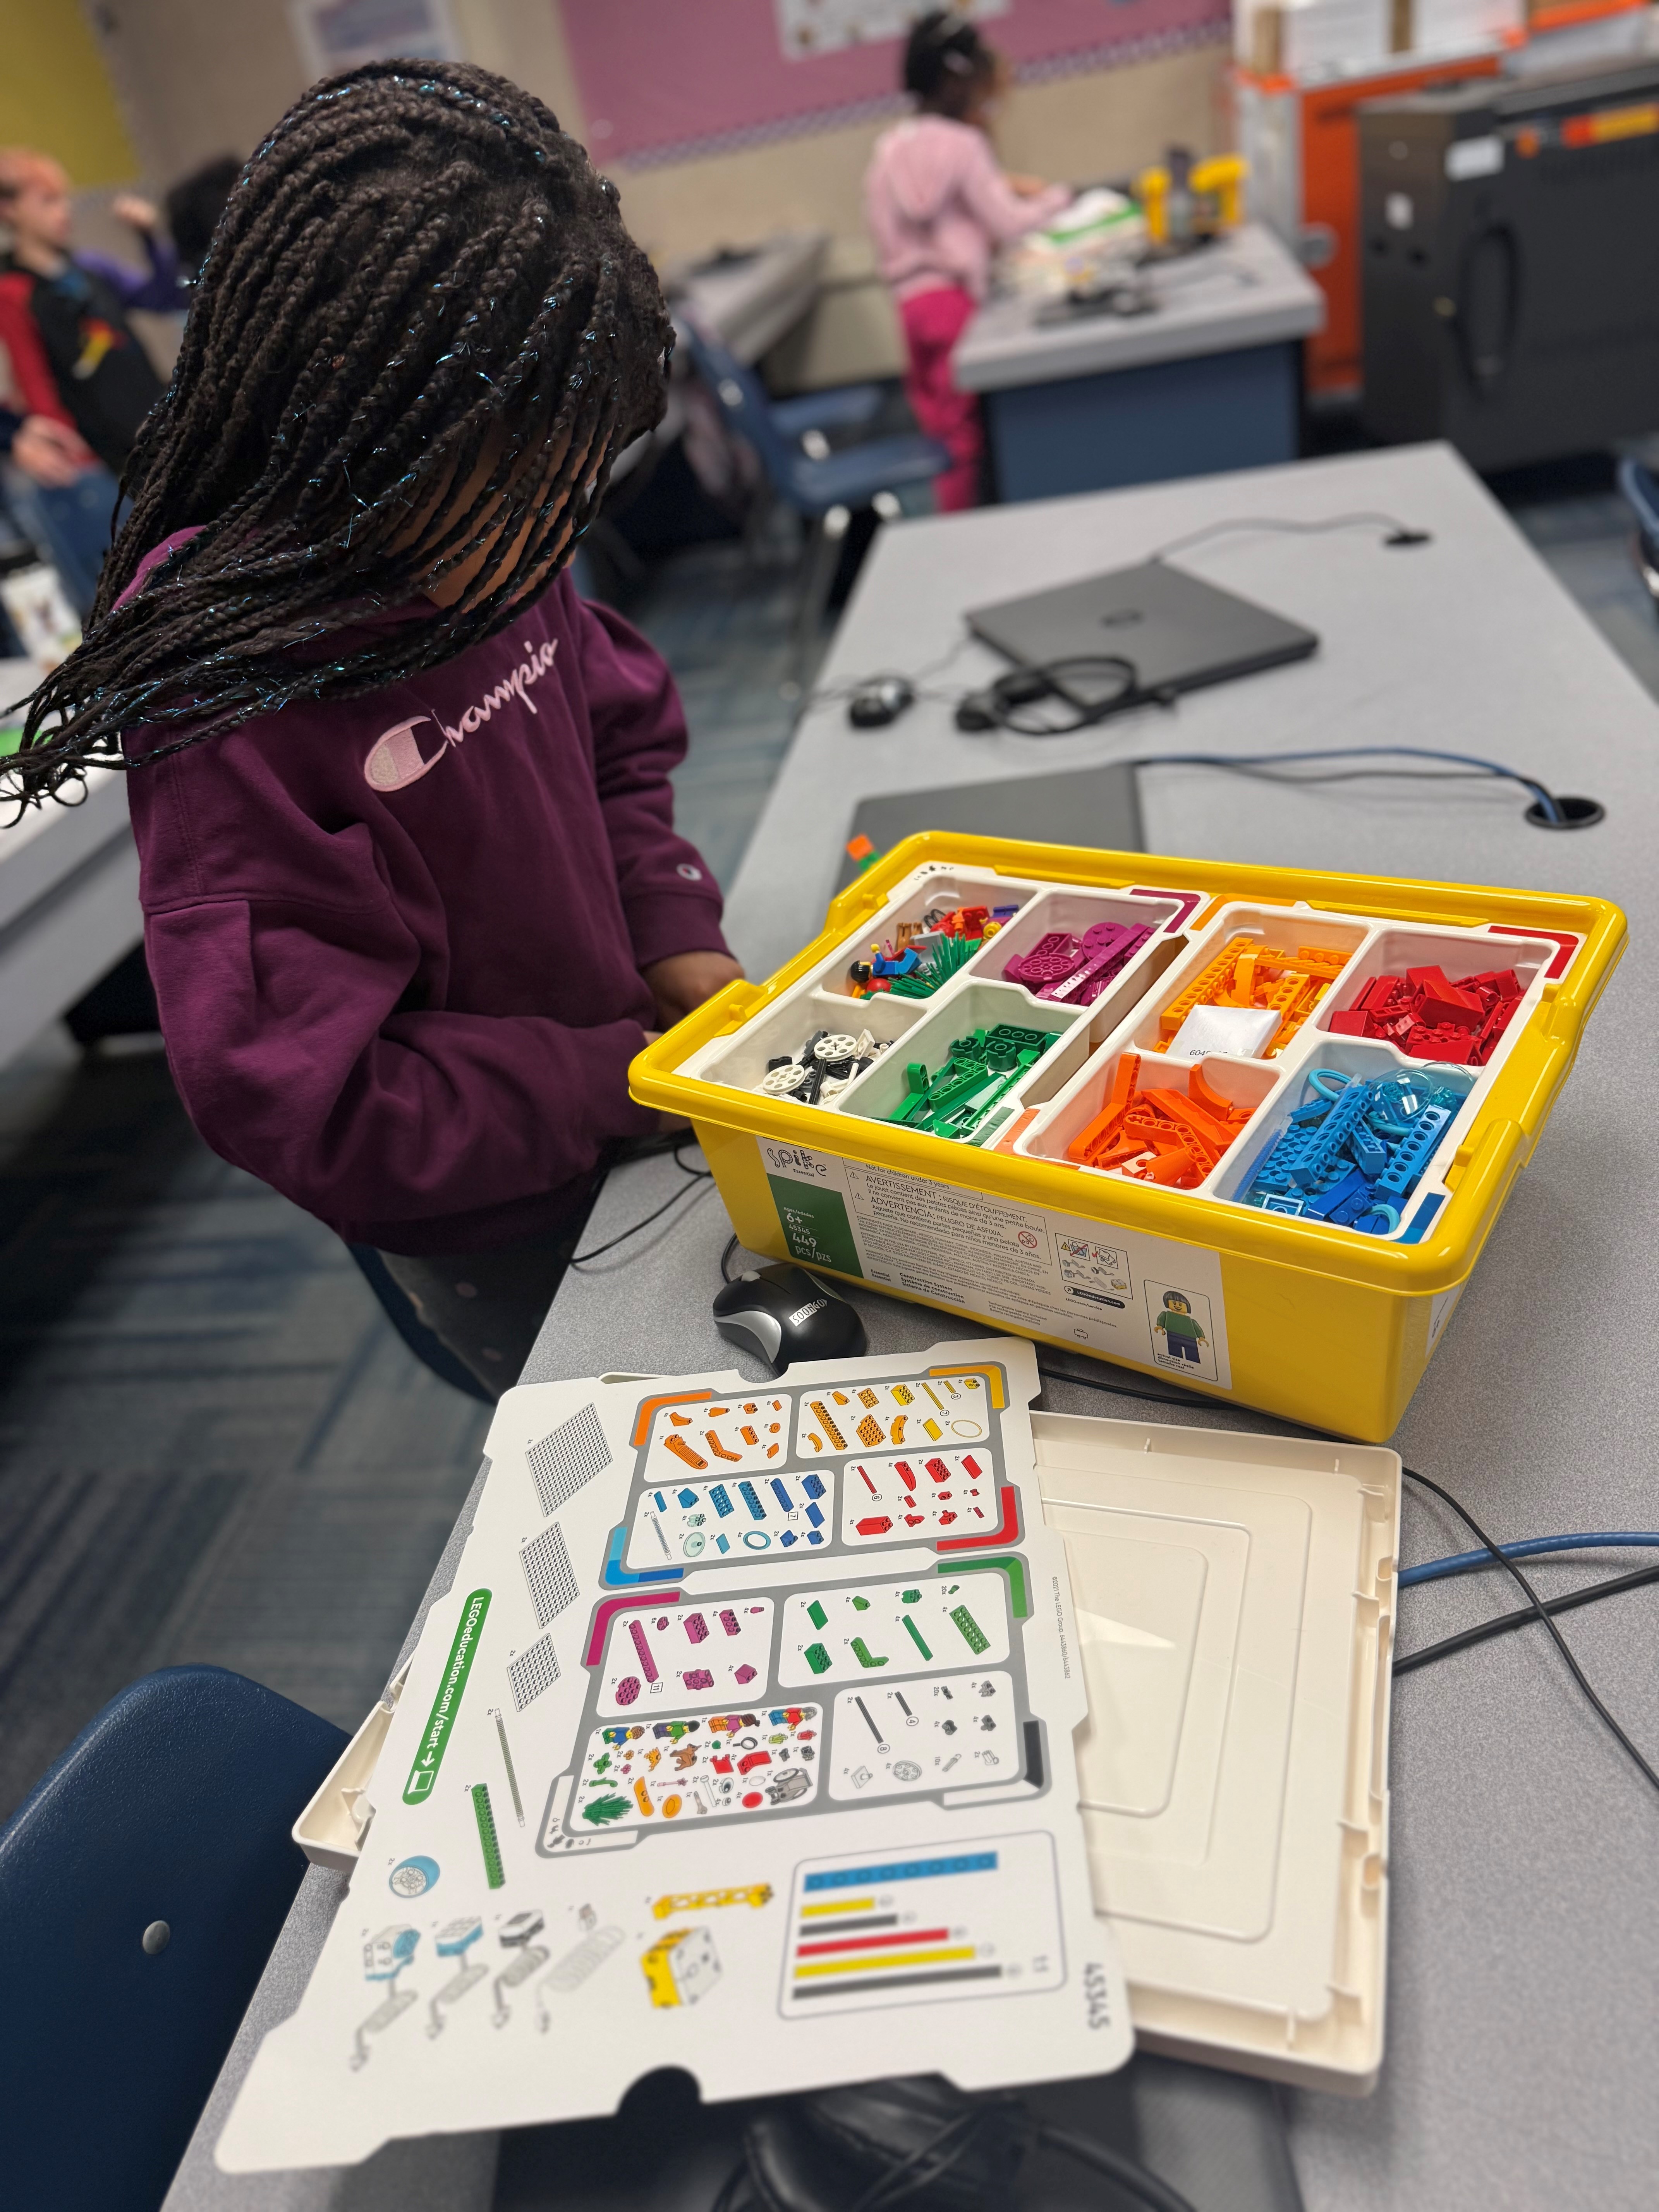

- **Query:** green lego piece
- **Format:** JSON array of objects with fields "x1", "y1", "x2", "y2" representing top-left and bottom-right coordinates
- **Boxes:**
[
  {"x1": 851, "y1": 1594, "x2": 870, "y2": 1611},
  {"x1": 581, "y1": 1793, "x2": 631, "y2": 1827},
  {"x1": 804, "y1": 1642, "x2": 832, "y2": 1674},
  {"x1": 850, "y1": 1637, "x2": 888, "y2": 1669},
  {"x1": 901, "y1": 1589, "x2": 922, "y2": 1603},
  {"x1": 901, "y1": 1614, "x2": 933, "y2": 1661},
  {"x1": 949, "y1": 1604, "x2": 989, "y2": 1655},
  {"x1": 807, "y1": 1600, "x2": 828, "y2": 1630},
  {"x1": 471, "y1": 1782, "x2": 506, "y2": 1886}
]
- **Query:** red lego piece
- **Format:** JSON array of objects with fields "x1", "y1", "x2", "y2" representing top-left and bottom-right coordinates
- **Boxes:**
[{"x1": 856, "y1": 1516, "x2": 893, "y2": 1535}]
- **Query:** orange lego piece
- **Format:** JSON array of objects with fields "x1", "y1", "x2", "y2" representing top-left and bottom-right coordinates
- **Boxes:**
[
  {"x1": 1065, "y1": 1056, "x2": 1253, "y2": 1188},
  {"x1": 1155, "y1": 936, "x2": 1348, "y2": 1056},
  {"x1": 705, "y1": 1430, "x2": 741, "y2": 1463},
  {"x1": 663, "y1": 1434, "x2": 708, "y2": 1472}
]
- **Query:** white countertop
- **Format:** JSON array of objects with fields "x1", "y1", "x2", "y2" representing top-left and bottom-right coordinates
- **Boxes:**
[{"x1": 953, "y1": 223, "x2": 1326, "y2": 394}]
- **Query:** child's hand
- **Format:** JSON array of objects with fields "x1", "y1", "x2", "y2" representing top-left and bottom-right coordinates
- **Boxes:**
[
  {"x1": 641, "y1": 950, "x2": 745, "y2": 1032},
  {"x1": 1008, "y1": 173, "x2": 1053, "y2": 198},
  {"x1": 112, "y1": 192, "x2": 160, "y2": 234}
]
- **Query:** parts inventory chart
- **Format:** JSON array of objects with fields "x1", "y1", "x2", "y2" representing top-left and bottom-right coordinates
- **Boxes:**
[
  {"x1": 780, "y1": 1837, "x2": 1065, "y2": 2015},
  {"x1": 215, "y1": 1341, "x2": 1130, "y2": 2174}
]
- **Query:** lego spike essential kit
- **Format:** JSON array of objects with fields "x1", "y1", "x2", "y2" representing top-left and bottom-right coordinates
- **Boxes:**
[
  {"x1": 219, "y1": 1341, "x2": 1401, "y2": 2170},
  {"x1": 635, "y1": 837, "x2": 1623, "y2": 1441}
]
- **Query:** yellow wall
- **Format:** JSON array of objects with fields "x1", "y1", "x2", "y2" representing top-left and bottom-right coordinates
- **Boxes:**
[{"x1": 0, "y1": 0, "x2": 138, "y2": 186}]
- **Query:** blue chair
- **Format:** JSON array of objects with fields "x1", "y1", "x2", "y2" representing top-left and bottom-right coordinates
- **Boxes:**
[
  {"x1": 1616, "y1": 457, "x2": 1659, "y2": 622},
  {"x1": 0, "y1": 1666, "x2": 349, "y2": 2211},
  {"x1": 676, "y1": 314, "x2": 950, "y2": 680}
]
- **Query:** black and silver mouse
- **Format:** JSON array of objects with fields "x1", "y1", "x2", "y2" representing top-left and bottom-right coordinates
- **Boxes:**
[{"x1": 713, "y1": 1261, "x2": 867, "y2": 1376}]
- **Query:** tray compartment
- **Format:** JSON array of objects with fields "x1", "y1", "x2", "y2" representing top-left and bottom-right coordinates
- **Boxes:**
[
  {"x1": 1311, "y1": 925, "x2": 1558, "y2": 1068},
  {"x1": 1210, "y1": 1039, "x2": 1478, "y2": 1234},
  {"x1": 686, "y1": 987, "x2": 925, "y2": 1101},
  {"x1": 1123, "y1": 906, "x2": 1371, "y2": 1062},
  {"x1": 1024, "y1": 1048, "x2": 1282, "y2": 1187},
  {"x1": 841, "y1": 980, "x2": 1092, "y2": 1143}
]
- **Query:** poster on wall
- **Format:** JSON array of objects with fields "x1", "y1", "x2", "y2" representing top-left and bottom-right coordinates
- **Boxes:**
[
  {"x1": 289, "y1": 0, "x2": 460, "y2": 84},
  {"x1": 776, "y1": 0, "x2": 1008, "y2": 61},
  {"x1": 562, "y1": 0, "x2": 1230, "y2": 167}
]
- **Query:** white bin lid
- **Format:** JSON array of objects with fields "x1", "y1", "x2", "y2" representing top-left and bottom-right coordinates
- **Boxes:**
[{"x1": 1034, "y1": 1410, "x2": 1399, "y2": 2095}]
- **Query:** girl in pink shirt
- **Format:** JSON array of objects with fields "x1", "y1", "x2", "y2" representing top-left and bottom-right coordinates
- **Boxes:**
[{"x1": 866, "y1": 12, "x2": 1069, "y2": 510}]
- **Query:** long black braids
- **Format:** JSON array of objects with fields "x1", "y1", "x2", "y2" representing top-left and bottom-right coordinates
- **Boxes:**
[{"x1": 3, "y1": 61, "x2": 673, "y2": 814}]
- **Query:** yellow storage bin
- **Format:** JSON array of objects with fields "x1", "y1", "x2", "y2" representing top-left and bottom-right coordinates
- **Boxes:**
[{"x1": 630, "y1": 837, "x2": 1624, "y2": 1441}]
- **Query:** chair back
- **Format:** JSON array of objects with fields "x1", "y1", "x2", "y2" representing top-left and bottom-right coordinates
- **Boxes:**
[
  {"x1": 675, "y1": 313, "x2": 800, "y2": 493},
  {"x1": 0, "y1": 1665, "x2": 348, "y2": 2212}
]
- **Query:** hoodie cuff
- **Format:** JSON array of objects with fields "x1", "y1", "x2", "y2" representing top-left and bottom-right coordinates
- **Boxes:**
[{"x1": 627, "y1": 889, "x2": 732, "y2": 973}]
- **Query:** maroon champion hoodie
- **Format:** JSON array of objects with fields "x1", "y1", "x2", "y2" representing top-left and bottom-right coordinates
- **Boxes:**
[{"x1": 121, "y1": 536, "x2": 729, "y2": 1254}]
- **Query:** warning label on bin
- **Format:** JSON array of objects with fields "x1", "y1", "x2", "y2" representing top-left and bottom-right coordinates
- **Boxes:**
[{"x1": 759, "y1": 1140, "x2": 1231, "y2": 1390}]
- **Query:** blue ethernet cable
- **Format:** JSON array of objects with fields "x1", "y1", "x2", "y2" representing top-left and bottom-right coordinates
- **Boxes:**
[{"x1": 1400, "y1": 1533, "x2": 1659, "y2": 1587}]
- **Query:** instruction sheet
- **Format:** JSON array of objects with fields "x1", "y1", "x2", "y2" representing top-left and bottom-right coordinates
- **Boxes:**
[{"x1": 217, "y1": 1339, "x2": 1132, "y2": 2170}]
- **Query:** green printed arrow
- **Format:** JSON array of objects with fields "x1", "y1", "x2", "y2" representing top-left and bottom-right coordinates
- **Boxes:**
[{"x1": 404, "y1": 1588, "x2": 491, "y2": 1804}]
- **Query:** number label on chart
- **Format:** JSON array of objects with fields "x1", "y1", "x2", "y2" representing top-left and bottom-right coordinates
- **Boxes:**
[
  {"x1": 596, "y1": 1599, "x2": 775, "y2": 1716},
  {"x1": 795, "y1": 1376, "x2": 989, "y2": 1458},
  {"x1": 625, "y1": 1470, "x2": 833, "y2": 1568},
  {"x1": 828, "y1": 1673, "x2": 1020, "y2": 1800},
  {"x1": 564, "y1": 1704, "x2": 821, "y2": 1834},
  {"x1": 776, "y1": 1573, "x2": 1010, "y2": 1687}
]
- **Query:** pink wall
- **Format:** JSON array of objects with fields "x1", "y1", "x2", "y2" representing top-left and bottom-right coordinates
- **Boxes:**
[{"x1": 562, "y1": 0, "x2": 1230, "y2": 165}]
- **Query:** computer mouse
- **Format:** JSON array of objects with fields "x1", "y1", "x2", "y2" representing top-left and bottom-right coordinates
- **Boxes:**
[
  {"x1": 848, "y1": 677, "x2": 915, "y2": 729},
  {"x1": 713, "y1": 1262, "x2": 867, "y2": 1376}
]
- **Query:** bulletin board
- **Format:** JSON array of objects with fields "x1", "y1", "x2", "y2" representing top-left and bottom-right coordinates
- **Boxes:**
[{"x1": 561, "y1": 0, "x2": 1231, "y2": 168}]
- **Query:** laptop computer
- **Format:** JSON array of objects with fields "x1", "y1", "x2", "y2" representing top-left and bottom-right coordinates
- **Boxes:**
[
  {"x1": 835, "y1": 761, "x2": 1143, "y2": 889},
  {"x1": 965, "y1": 559, "x2": 1318, "y2": 715}
]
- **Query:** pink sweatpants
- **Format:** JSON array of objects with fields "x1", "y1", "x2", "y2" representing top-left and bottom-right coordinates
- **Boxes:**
[{"x1": 900, "y1": 285, "x2": 983, "y2": 514}]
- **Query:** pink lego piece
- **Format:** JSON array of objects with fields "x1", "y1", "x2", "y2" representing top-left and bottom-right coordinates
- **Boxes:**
[
  {"x1": 683, "y1": 1668, "x2": 714, "y2": 1690},
  {"x1": 684, "y1": 1612, "x2": 709, "y2": 1643}
]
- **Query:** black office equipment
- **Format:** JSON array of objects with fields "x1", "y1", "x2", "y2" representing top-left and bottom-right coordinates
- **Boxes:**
[
  {"x1": 965, "y1": 560, "x2": 1318, "y2": 716},
  {"x1": 1359, "y1": 58, "x2": 1659, "y2": 471}
]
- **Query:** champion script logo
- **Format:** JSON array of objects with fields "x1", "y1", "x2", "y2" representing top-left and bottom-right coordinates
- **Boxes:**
[{"x1": 362, "y1": 637, "x2": 559, "y2": 792}]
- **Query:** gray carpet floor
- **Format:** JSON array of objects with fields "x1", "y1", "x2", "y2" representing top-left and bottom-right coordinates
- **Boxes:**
[{"x1": 1, "y1": 464, "x2": 1653, "y2": 1827}]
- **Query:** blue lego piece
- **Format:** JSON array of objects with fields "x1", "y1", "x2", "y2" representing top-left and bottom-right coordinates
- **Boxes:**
[
  {"x1": 677, "y1": 1487, "x2": 698, "y2": 1508},
  {"x1": 715, "y1": 1534, "x2": 730, "y2": 1553},
  {"x1": 780, "y1": 1529, "x2": 797, "y2": 1547},
  {"x1": 805, "y1": 1501, "x2": 824, "y2": 1527},
  {"x1": 770, "y1": 1478, "x2": 793, "y2": 1511},
  {"x1": 802, "y1": 1473, "x2": 826, "y2": 1499},
  {"x1": 738, "y1": 1480, "x2": 766, "y2": 1520},
  {"x1": 709, "y1": 1484, "x2": 734, "y2": 1517},
  {"x1": 807, "y1": 1530, "x2": 824, "y2": 1544}
]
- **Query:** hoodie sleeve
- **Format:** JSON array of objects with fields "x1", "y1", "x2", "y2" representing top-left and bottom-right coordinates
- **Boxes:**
[
  {"x1": 563, "y1": 582, "x2": 732, "y2": 972},
  {"x1": 131, "y1": 745, "x2": 658, "y2": 1234},
  {"x1": 955, "y1": 135, "x2": 1070, "y2": 246}
]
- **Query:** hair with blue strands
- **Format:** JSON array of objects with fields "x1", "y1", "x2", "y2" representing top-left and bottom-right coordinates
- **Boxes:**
[{"x1": 7, "y1": 60, "x2": 672, "y2": 811}]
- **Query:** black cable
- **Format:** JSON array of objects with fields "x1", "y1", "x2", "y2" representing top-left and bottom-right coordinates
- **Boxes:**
[
  {"x1": 720, "y1": 1231, "x2": 742, "y2": 1283},
  {"x1": 1396, "y1": 1559, "x2": 1659, "y2": 1677},
  {"x1": 1399, "y1": 1464, "x2": 1659, "y2": 1798},
  {"x1": 1034, "y1": 2123, "x2": 1203, "y2": 2212},
  {"x1": 567, "y1": 1141, "x2": 712, "y2": 1267},
  {"x1": 1144, "y1": 510, "x2": 1432, "y2": 563},
  {"x1": 1034, "y1": 1359, "x2": 1659, "y2": 1801}
]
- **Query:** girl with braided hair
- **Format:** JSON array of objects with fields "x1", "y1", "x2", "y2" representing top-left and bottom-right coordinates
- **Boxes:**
[{"x1": 3, "y1": 63, "x2": 742, "y2": 1396}]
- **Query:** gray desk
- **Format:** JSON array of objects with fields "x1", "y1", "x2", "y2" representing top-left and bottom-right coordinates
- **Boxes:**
[
  {"x1": 168, "y1": 445, "x2": 1659, "y2": 2211},
  {"x1": 0, "y1": 659, "x2": 143, "y2": 1065},
  {"x1": 665, "y1": 230, "x2": 831, "y2": 369},
  {"x1": 953, "y1": 225, "x2": 1325, "y2": 503}
]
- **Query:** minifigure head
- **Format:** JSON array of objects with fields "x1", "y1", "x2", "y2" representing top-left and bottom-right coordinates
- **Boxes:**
[{"x1": 1163, "y1": 1292, "x2": 1191, "y2": 1314}]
